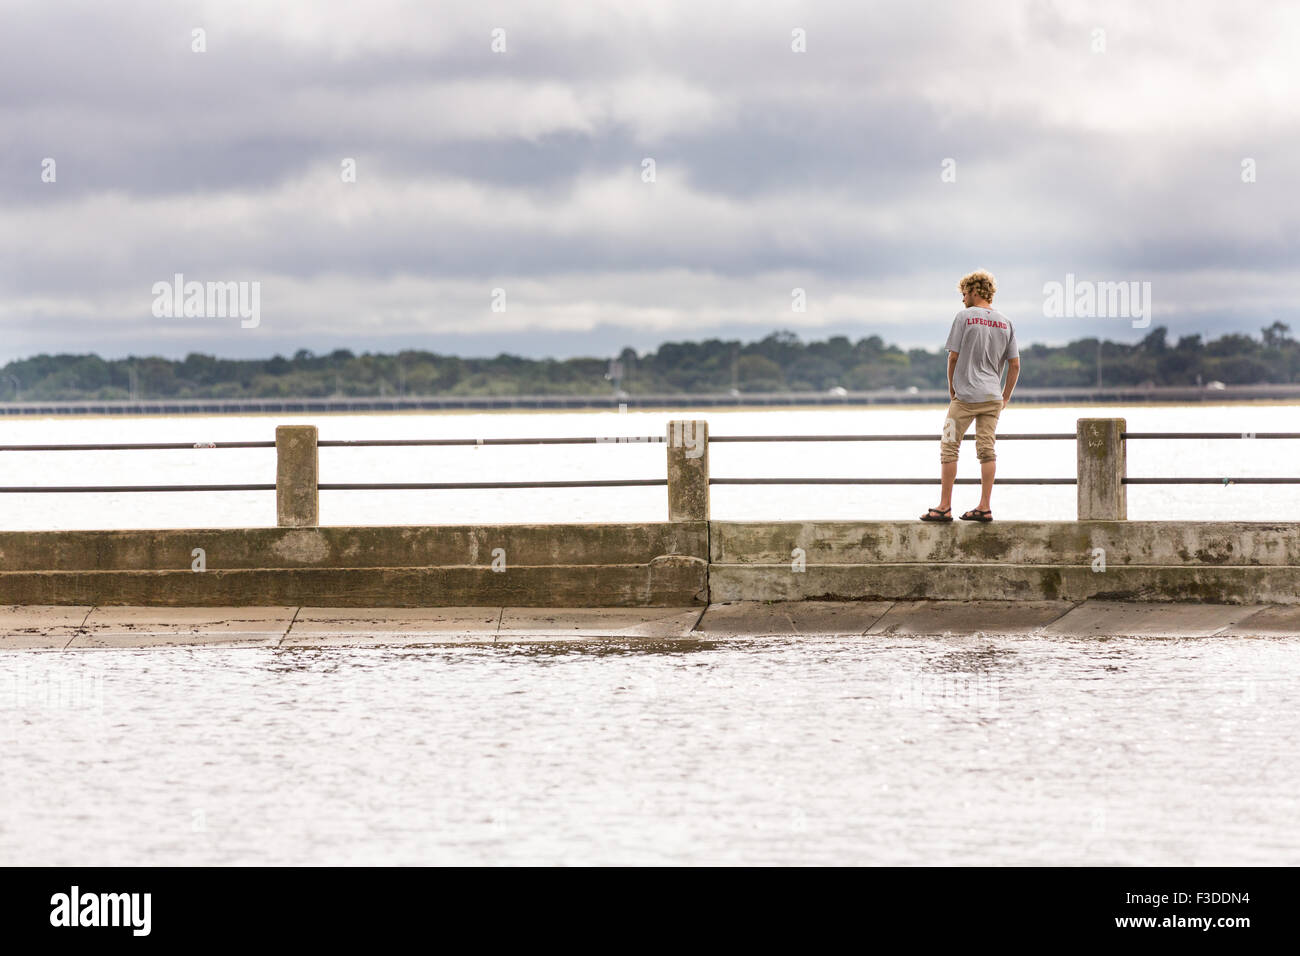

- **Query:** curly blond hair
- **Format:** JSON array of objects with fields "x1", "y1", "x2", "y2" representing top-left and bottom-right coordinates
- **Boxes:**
[{"x1": 959, "y1": 270, "x2": 997, "y2": 302}]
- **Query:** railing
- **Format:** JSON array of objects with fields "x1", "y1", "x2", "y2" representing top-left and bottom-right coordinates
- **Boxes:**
[{"x1": 2, "y1": 419, "x2": 1298, "y2": 524}]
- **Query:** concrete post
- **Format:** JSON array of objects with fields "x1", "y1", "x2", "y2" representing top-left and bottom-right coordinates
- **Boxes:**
[
  {"x1": 667, "y1": 419, "x2": 709, "y2": 521},
  {"x1": 1077, "y1": 418, "x2": 1126, "y2": 520},
  {"x1": 276, "y1": 425, "x2": 319, "y2": 527}
]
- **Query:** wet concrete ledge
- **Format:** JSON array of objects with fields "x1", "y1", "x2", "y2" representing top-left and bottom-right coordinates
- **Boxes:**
[
  {"x1": 709, "y1": 521, "x2": 1300, "y2": 605},
  {"x1": 4, "y1": 521, "x2": 1299, "y2": 608},
  {"x1": 0, "y1": 523, "x2": 711, "y2": 607},
  {"x1": 3, "y1": 600, "x2": 1298, "y2": 650}
]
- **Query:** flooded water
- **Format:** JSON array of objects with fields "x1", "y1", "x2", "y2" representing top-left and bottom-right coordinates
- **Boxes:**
[
  {"x1": 0, "y1": 403, "x2": 1298, "y2": 529},
  {"x1": 2, "y1": 404, "x2": 1298, "y2": 865},
  {"x1": 2, "y1": 635, "x2": 1297, "y2": 865}
]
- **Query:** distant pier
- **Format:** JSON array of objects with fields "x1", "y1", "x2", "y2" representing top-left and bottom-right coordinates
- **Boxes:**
[{"x1": 2, "y1": 383, "x2": 1299, "y2": 415}]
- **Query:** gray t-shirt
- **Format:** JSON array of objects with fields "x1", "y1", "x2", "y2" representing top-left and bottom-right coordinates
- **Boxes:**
[{"x1": 945, "y1": 307, "x2": 1019, "y2": 403}]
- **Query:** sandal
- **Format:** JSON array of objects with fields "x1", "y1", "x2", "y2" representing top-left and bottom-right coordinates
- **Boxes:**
[
  {"x1": 960, "y1": 508, "x2": 993, "y2": 522},
  {"x1": 920, "y1": 506, "x2": 953, "y2": 522}
]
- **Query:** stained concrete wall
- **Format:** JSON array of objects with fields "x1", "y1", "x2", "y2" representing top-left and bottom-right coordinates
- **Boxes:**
[
  {"x1": 711, "y1": 521, "x2": 1300, "y2": 605},
  {"x1": 0, "y1": 523, "x2": 709, "y2": 608},
  {"x1": 2, "y1": 519, "x2": 1297, "y2": 607}
]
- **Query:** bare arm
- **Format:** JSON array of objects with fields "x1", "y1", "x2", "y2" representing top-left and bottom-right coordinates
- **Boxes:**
[
  {"x1": 1003, "y1": 357, "x2": 1021, "y2": 406},
  {"x1": 947, "y1": 352, "x2": 958, "y2": 399}
]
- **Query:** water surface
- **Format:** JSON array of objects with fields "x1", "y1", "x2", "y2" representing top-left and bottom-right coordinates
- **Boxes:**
[{"x1": 3, "y1": 634, "x2": 1295, "y2": 865}]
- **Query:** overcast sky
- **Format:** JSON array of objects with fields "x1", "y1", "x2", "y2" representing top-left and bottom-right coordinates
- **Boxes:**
[{"x1": 3, "y1": 0, "x2": 1298, "y2": 362}]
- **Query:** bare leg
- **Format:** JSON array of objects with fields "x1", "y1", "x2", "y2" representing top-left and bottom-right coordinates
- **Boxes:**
[
  {"x1": 939, "y1": 460, "x2": 958, "y2": 510},
  {"x1": 978, "y1": 459, "x2": 995, "y2": 510}
]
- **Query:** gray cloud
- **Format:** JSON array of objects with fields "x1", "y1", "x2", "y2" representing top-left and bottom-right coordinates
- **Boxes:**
[{"x1": 2, "y1": 0, "x2": 1298, "y2": 361}]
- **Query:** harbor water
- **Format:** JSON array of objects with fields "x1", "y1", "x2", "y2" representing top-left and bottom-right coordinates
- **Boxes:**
[{"x1": 1, "y1": 404, "x2": 1298, "y2": 864}]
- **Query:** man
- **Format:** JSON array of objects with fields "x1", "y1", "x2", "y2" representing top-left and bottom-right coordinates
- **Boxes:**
[{"x1": 921, "y1": 269, "x2": 1020, "y2": 522}]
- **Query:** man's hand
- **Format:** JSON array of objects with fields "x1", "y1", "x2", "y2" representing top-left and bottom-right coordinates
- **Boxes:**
[{"x1": 1002, "y1": 397, "x2": 1010, "y2": 410}]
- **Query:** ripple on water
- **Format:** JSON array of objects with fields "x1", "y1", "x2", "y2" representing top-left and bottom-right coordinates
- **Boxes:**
[{"x1": 1, "y1": 634, "x2": 1297, "y2": 865}]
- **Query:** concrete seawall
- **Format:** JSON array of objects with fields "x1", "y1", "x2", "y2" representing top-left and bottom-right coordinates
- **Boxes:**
[
  {"x1": 711, "y1": 520, "x2": 1300, "y2": 605},
  {"x1": 0, "y1": 523, "x2": 710, "y2": 607},
  {"x1": 1, "y1": 519, "x2": 1297, "y2": 608},
  {"x1": 3, "y1": 417, "x2": 1297, "y2": 613}
]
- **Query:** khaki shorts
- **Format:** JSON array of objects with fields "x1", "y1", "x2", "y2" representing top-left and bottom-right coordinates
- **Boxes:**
[{"x1": 940, "y1": 398, "x2": 1003, "y2": 463}]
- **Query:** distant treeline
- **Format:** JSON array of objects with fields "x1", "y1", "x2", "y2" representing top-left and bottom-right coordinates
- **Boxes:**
[{"x1": 2, "y1": 323, "x2": 1297, "y2": 401}]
